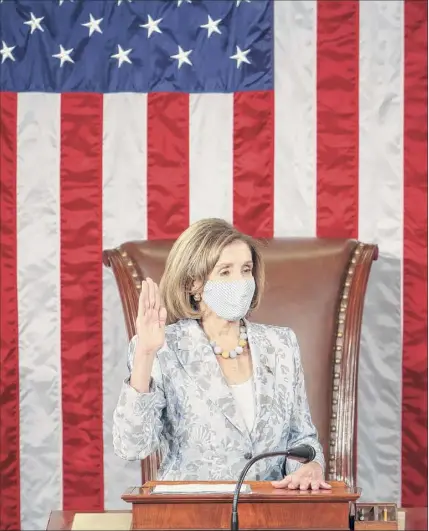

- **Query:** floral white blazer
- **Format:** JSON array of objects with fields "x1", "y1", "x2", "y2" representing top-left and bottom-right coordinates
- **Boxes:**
[{"x1": 113, "y1": 318, "x2": 325, "y2": 481}]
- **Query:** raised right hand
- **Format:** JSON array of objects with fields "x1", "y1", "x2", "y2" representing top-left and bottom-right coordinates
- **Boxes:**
[{"x1": 135, "y1": 277, "x2": 167, "y2": 356}]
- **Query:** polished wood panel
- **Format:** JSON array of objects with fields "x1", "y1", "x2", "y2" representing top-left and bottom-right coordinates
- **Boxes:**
[
  {"x1": 46, "y1": 507, "x2": 427, "y2": 531},
  {"x1": 122, "y1": 481, "x2": 359, "y2": 530},
  {"x1": 131, "y1": 500, "x2": 349, "y2": 530}
]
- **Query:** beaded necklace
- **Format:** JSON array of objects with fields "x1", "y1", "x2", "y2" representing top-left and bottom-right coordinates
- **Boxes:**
[{"x1": 209, "y1": 320, "x2": 248, "y2": 359}]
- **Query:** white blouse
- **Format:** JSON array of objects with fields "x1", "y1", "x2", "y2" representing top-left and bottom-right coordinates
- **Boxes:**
[{"x1": 229, "y1": 377, "x2": 256, "y2": 432}]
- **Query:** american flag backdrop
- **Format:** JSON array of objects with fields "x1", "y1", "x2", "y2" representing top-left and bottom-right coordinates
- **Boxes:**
[{"x1": 0, "y1": 0, "x2": 427, "y2": 529}]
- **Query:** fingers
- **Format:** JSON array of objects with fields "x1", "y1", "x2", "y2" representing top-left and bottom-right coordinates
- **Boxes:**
[
  {"x1": 138, "y1": 280, "x2": 149, "y2": 316},
  {"x1": 139, "y1": 278, "x2": 161, "y2": 312},
  {"x1": 271, "y1": 475, "x2": 292, "y2": 489},
  {"x1": 298, "y1": 478, "x2": 311, "y2": 491},
  {"x1": 146, "y1": 277, "x2": 156, "y2": 309},
  {"x1": 287, "y1": 476, "x2": 301, "y2": 490},
  {"x1": 272, "y1": 475, "x2": 329, "y2": 491},
  {"x1": 159, "y1": 307, "x2": 167, "y2": 328},
  {"x1": 154, "y1": 282, "x2": 161, "y2": 311},
  {"x1": 272, "y1": 475, "x2": 301, "y2": 490},
  {"x1": 310, "y1": 480, "x2": 320, "y2": 491}
]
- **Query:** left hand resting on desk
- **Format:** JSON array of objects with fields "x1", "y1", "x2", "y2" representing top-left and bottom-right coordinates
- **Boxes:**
[{"x1": 271, "y1": 462, "x2": 332, "y2": 491}]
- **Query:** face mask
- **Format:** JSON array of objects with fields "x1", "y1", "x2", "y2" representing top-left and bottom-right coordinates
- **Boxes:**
[{"x1": 202, "y1": 278, "x2": 256, "y2": 321}]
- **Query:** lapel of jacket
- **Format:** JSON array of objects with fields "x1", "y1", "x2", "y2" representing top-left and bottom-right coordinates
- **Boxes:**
[
  {"x1": 174, "y1": 319, "x2": 249, "y2": 438},
  {"x1": 244, "y1": 320, "x2": 276, "y2": 439}
]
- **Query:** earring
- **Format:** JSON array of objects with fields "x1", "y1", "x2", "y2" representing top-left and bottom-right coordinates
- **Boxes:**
[{"x1": 193, "y1": 293, "x2": 201, "y2": 302}]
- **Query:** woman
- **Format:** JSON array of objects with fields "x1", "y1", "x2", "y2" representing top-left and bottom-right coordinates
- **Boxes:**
[{"x1": 113, "y1": 218, "x2": 330, "y2": 491}]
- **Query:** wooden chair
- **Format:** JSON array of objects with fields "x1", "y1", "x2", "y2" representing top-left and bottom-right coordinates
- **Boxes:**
[{"x1": 103, "y1": 238, "x2": 378, "y2": 486}]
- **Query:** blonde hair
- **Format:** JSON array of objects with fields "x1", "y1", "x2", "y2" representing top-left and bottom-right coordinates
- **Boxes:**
[{"x1": 159, "y1": 218, "x2": 265, "y2": 325}]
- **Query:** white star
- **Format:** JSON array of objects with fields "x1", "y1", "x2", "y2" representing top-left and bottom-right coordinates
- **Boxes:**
[
  {"x1": 82, "y1": 14, "x2": 103, "y2": 36},
  {"x1": 236, "y1": 0, "x2": 251, "y2": 5},
  {"x1": 230, "y1": 45, "x2": 251, "y2": 68},
  {"x1": 0, "y1": 41, "x2": 15, "y2": 64},
  {"x1": 177, "y1": 0, "x2": 192, "y2": 5},
  {"x1": 117, "y1": 0, "x2": 132, "y2": 5},
  {"x1": 140, "y1": 15, "x2": 162, "y2": 38},
  {"x1": 23, "y1": 12, "x2": 44, "y2": 34},
  {"x1": 52, "y1": 45, "x2": 74, "y2": 67},
  {"x1": 170, "y1": 45, "x2": 192, "y2": 68},
  {"x1": 200, "y1": 15, "x2": 222, "y2": 38},
  {"x1": 111, "y1": 45, "x2": 132, "y2": 67}
]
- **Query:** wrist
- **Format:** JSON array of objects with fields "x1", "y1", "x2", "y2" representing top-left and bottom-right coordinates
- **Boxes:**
[{"x1": 135, "y1": 339, "x2": 157, "y2": 358}]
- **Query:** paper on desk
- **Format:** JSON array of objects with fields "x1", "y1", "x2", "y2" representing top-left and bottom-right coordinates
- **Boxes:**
[
  {"x1": 151, "y1": 483, "x2": 251, "y2": 495},
  {"x1": 71, "y1": 512, "x2": 132, "y2": 530}
]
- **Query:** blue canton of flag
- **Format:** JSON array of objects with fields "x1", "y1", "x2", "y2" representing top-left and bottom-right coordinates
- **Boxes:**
[{"x1": 0, "y1": 0, "x2": 273, "y2": 93}]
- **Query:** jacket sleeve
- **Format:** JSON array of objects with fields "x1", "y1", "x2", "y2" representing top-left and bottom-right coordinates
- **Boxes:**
[
  {"x1": 284, "y1": 330, "x2": 326, "y2": 476},
  {"x1": 112, "y1": 335, "x2": 167, "y2": 461}
]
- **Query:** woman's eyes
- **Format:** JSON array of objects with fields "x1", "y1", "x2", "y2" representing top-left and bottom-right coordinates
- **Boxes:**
[{"x1": 219, "y1": 268, "x2": 252, "y2": 276}]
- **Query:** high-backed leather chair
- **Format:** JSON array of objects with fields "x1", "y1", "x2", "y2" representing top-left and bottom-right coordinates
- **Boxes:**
[{"x1": 103, "y1": 238, "x2": 378, "y2": 487}]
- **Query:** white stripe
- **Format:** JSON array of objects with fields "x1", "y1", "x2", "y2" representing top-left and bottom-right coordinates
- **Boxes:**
[
  {"x1": 274, "y1": 0, "x2": 317, "y2": 237},
  {"x1": 189, "y1": 94, "x2": 233, "y2": 224},
  {"x1": 357, "y1": 0, "x2": 404, "y2": 505},
  {"x1": 16, "y1": 93, "x2": 62, "y2": 530},
  {"x1": 102, "y1": 93, "x2": 148, "y2": 509}
]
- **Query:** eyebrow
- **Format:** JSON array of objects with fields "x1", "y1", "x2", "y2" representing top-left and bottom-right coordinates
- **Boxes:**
[{"x1": 215, "y1": 261, "x2": 253, "y2": 269}]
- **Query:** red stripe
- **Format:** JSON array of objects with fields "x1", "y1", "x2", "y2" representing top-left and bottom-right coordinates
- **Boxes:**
[
  {"x1": 147, "y1": 93, "x2": 189, "y2": 239},
  {"x1": 60, "y1": 94, "x2": 104, "y2": 511},
  {"x1": 316, "y1": 0, "x2": 359, "y2": 238},
  {"x1": 402, "y1": 0, "x2": 428, "y2": 508},
  {"x1": 0, "y1": 93, "x2": 20, "y2": 531},
  {"x1": 233, "y1": 90, "x2": 274, "y2": 238}
]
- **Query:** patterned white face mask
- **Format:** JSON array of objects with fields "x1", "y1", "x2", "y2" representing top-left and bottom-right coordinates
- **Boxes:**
[{"x1": 202, "y1": 278, "x2": 256, "y2": 321}]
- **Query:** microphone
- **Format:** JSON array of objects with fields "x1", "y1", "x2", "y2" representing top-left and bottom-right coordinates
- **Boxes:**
[{"x1": 230, "y1": 444, "x2": 316, "y2": 531}]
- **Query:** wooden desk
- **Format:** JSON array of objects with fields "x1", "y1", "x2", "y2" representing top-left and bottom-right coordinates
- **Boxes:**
[{"x1": 46, "y1": 507, "x2": 427, "y2": 530}]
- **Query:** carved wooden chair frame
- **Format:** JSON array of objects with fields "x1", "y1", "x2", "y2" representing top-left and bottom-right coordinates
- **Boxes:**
[{"x1": 103, "y1": 240, "x2": 378, "y2": 486}]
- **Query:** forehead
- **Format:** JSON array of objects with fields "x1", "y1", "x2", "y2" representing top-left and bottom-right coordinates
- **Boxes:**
[{"x1": 217, "y1": 240, "x2": 252, "y2": 263}]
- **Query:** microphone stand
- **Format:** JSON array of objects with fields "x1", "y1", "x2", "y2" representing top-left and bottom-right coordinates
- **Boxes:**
[{"x1": 230, "y1": 445, "x2": 316, "y2": 531}]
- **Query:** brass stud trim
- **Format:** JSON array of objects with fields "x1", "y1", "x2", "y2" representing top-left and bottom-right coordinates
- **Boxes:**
[
  {"x1": 329, "y1": 242, "x2": 363, "y2": 479},
  {"x1": 120, "y1": 248, "x2": 141, "y2": 292}
]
